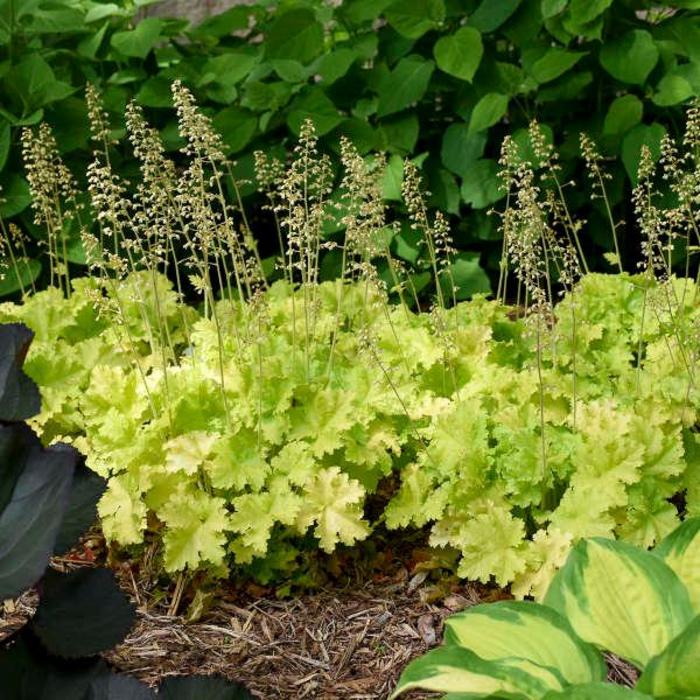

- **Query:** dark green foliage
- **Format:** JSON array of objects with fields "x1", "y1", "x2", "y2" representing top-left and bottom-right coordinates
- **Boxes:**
[
  {"x1": 1, "y1": 0, "x2": 699, "y2": 296},
  {"x1": 0, "y1": 424, "x2": 76, "y2": 598},
  {"x1": 30, "y1": 568, "x2": 136, "y2": 659},
  {"x1": 0, "y1": 324, "x2": 40, "y2": 420}
]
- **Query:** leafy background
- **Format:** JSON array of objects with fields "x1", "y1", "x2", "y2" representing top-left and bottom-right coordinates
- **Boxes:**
[{"x1": 2, "y1": 0, "x2": 700, "y2": 297}]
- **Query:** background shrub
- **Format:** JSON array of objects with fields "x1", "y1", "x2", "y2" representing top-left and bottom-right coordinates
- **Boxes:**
[{"x1": 2, "y1": 0, "x2": 700, "y2": 297}]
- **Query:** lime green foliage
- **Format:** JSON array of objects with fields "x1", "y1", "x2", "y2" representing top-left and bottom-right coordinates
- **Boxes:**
[
  {"x1": 1, "y1": 269, "x2": 698, "y2": 584},
  {"x1": 393, "y1": 519, "x2": 700, "y2": 698}
]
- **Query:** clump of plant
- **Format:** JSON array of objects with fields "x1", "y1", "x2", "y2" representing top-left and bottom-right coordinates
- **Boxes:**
[
  {"x1": 1, "y1": 87, "x2": 698, "y2": 600},
  {"x1": 0, "y1": 322, "x2": 254, "y2": 697},
  {"x1": 392, "y1": 517, "x2": 700, "y2": 698}
]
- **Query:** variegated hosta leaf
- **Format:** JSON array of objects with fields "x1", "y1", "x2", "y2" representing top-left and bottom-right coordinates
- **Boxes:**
[
  {"x1": 390, "y1": 645, "x2": 566, "y2": 699},
  {"x1": 542, "y1": 682, "x2": 653, "y2": 700},
  {"x1": 543, "y1": 538, "x2": 695, "y2": 668},
  {"x1": 444, "y1": 601, "x2": 606, "y2": 685},
  {"x1": 637, "y1": 615, "x2": 700, "y2": 697},
  {"x1": 655, "y1": 517, "x2": 700, "y2": 612}
]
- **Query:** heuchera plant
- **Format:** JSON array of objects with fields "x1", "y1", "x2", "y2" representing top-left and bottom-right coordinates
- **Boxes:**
[{"x1": 0, "y1": 86, "x2": 698, "y2": 596}]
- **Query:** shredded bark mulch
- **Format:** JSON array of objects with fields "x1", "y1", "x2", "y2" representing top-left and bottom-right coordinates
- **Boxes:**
[
  {"x1": 1, "y1": 533, "x2": 638, "y2": 699},
  {"x1": 105, "y1": 578, "x2": 491, "y2": 699}
]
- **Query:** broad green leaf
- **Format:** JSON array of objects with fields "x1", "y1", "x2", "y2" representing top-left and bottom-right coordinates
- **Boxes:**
[
  {"x1": 599, "y1": 30, "x2": 659, "y2": 85},
  {"x1": 377, "y1": 55, "x2": 435, "y2": 118},
  {"x1": 541, "y1": 0, "x2": 568, "y2": 19},
  {"x1": 201, "y1": 53, "x2": 259, "y2": 87},
  {"x1": 0, "y1": 258, "x2": 41, "y2": 297},
  {"x1": 537, "y1": 71, "x2": 593, "y2": 101},
  {"x1": 443, "y1": 253, "x2": 492, "y2": 300},
  {"x1": 136, "y1": 76, "x2": 173, "y2": 108},
  {"x1": 529, "y1": 49, "x2": 586, "y2": 84},
  {"x1": 603, "y1": 95, "x2": 643, "y2": 135},
  {"x1": 316, "y1": 48, "x2": 358, "y2": 84},
  {"x1": 85, "y1": 3, "x2": 126, "y2": 22},
  {"x1": 652, "y1": 73, "x2": 694, "y2": 106},
  {"x1": 0, "y1": 120, "x2": 9, "y2": 171},
  {"x1": 77, "y1": 17, "x2": 106, "y2": 59},
  {"x1": 469, "y1": 0, "x2": 522, "y2": 32},
  {"x1": 271, "y1": 59, "x2": 309, "y2": 83},
  {"x1": 383, "y1": 154, "x2": 404, "y2": 200},
  {"x1": 469, "y1": 93, "x2": 509, "y2": 133},
  {"x1": 111, "y1": 18, "x2": 164, "y2": 59},
  {"x1": 391, "y1": 645, "x2": 565, "y2": 699},
  {"x1": 385, "y1": 0, "x2": 445, "y2": 39},
  {"x1": 212, "y1": 107, "x2": 257, "y2": 154},
  {"x1": 287, "y1": 88, "x2": 342, "y2": 136},
  {"x1": 444, "y1": 601, "x2": 606, "y2": 685},
  {"x1": 378, "y1": 113, "x2": 419, "y2": 154},
  {"x1": 0, "y1": 175, "x2": 32, "y2": 218},
  {"x1": 621, "y1": 122, "x2": 666, "y2": 185},
  {"x1": 512, "y1": 124, "x2": 554, "y2": 165},
  {"x1": 441, "y1": 124, "x2": 487, "y2": 178},
  {"x1": 264, "y1": 8, "x2": 323, "y2": 64},
  {"x1": 460, "y1": 159, "x2": 504, "y2": 208},
  {"x1": 544, "y1": 538, "x2": 695, "y2": 668},
  {"x1": 567, "y1": 0, "x2": 613, "y2": 25},
  {"x1": 433, "y1": 27, "x2": 483, "y2": 82},
  {"x1": 190, "y1": 5, "x2": 254, "y2": 39},
  {"x1": 8, "y1": 54, "x2": 73, "y2": 111},
  {"x1": 655, "y1": 517, "x2": 700, "y2": 612},
  {"x1": 637, "y1": 616, "x2": 700, "y2": 696}
]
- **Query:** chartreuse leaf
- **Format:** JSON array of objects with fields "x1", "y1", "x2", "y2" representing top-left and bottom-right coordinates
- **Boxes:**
[
  {"x1": 433, "y1": 27, "x2": 483, "y2": 82},
  {"x1": 444, "y1": 601, "x2": 606, "y2": 685},
  {"x1": 390, "y1": 645, "x2": 565, "y2": 698},
  {"x1": 297, "y1": 467, "x2": 369, "y2": 552},
  {"x1": 544, "y1": 538, "x2": 695, "y2": 668},
  {"x1": 655, "y1": 517, "x2": 700, "y2": 611},
  {"x1": 599, "y1": 30, "x2": 658, "y2": 84},
  {"x1": 637, "y1": 615, "x2": 700, "y2": 697}
]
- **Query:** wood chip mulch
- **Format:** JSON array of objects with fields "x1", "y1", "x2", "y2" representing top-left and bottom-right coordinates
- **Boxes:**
[{"x1": 104, "y1": 578, "x2": 491, "y2": 699}]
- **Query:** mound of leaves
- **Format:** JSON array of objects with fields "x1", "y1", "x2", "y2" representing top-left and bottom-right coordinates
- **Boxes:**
[{"x1": 1, "y1": 270, "x2": 698, "y2": 596}]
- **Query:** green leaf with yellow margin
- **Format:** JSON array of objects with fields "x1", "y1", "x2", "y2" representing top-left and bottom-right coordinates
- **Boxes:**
[
  {"x1": 390, "y1": 645, "x2": 565, "y2": 698},
  {"x1": 654, "y1": 517, "x2": 700, "y2": 612},
  {"x1": 444, "y1": 601, "x2": 606, "y2": 685},
  {"x1": 637, "y1": 615, "x2": 700, "y2": 697},
  {"x1": 544, "y1": 538, "x2": 695, "y2": 668}
]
